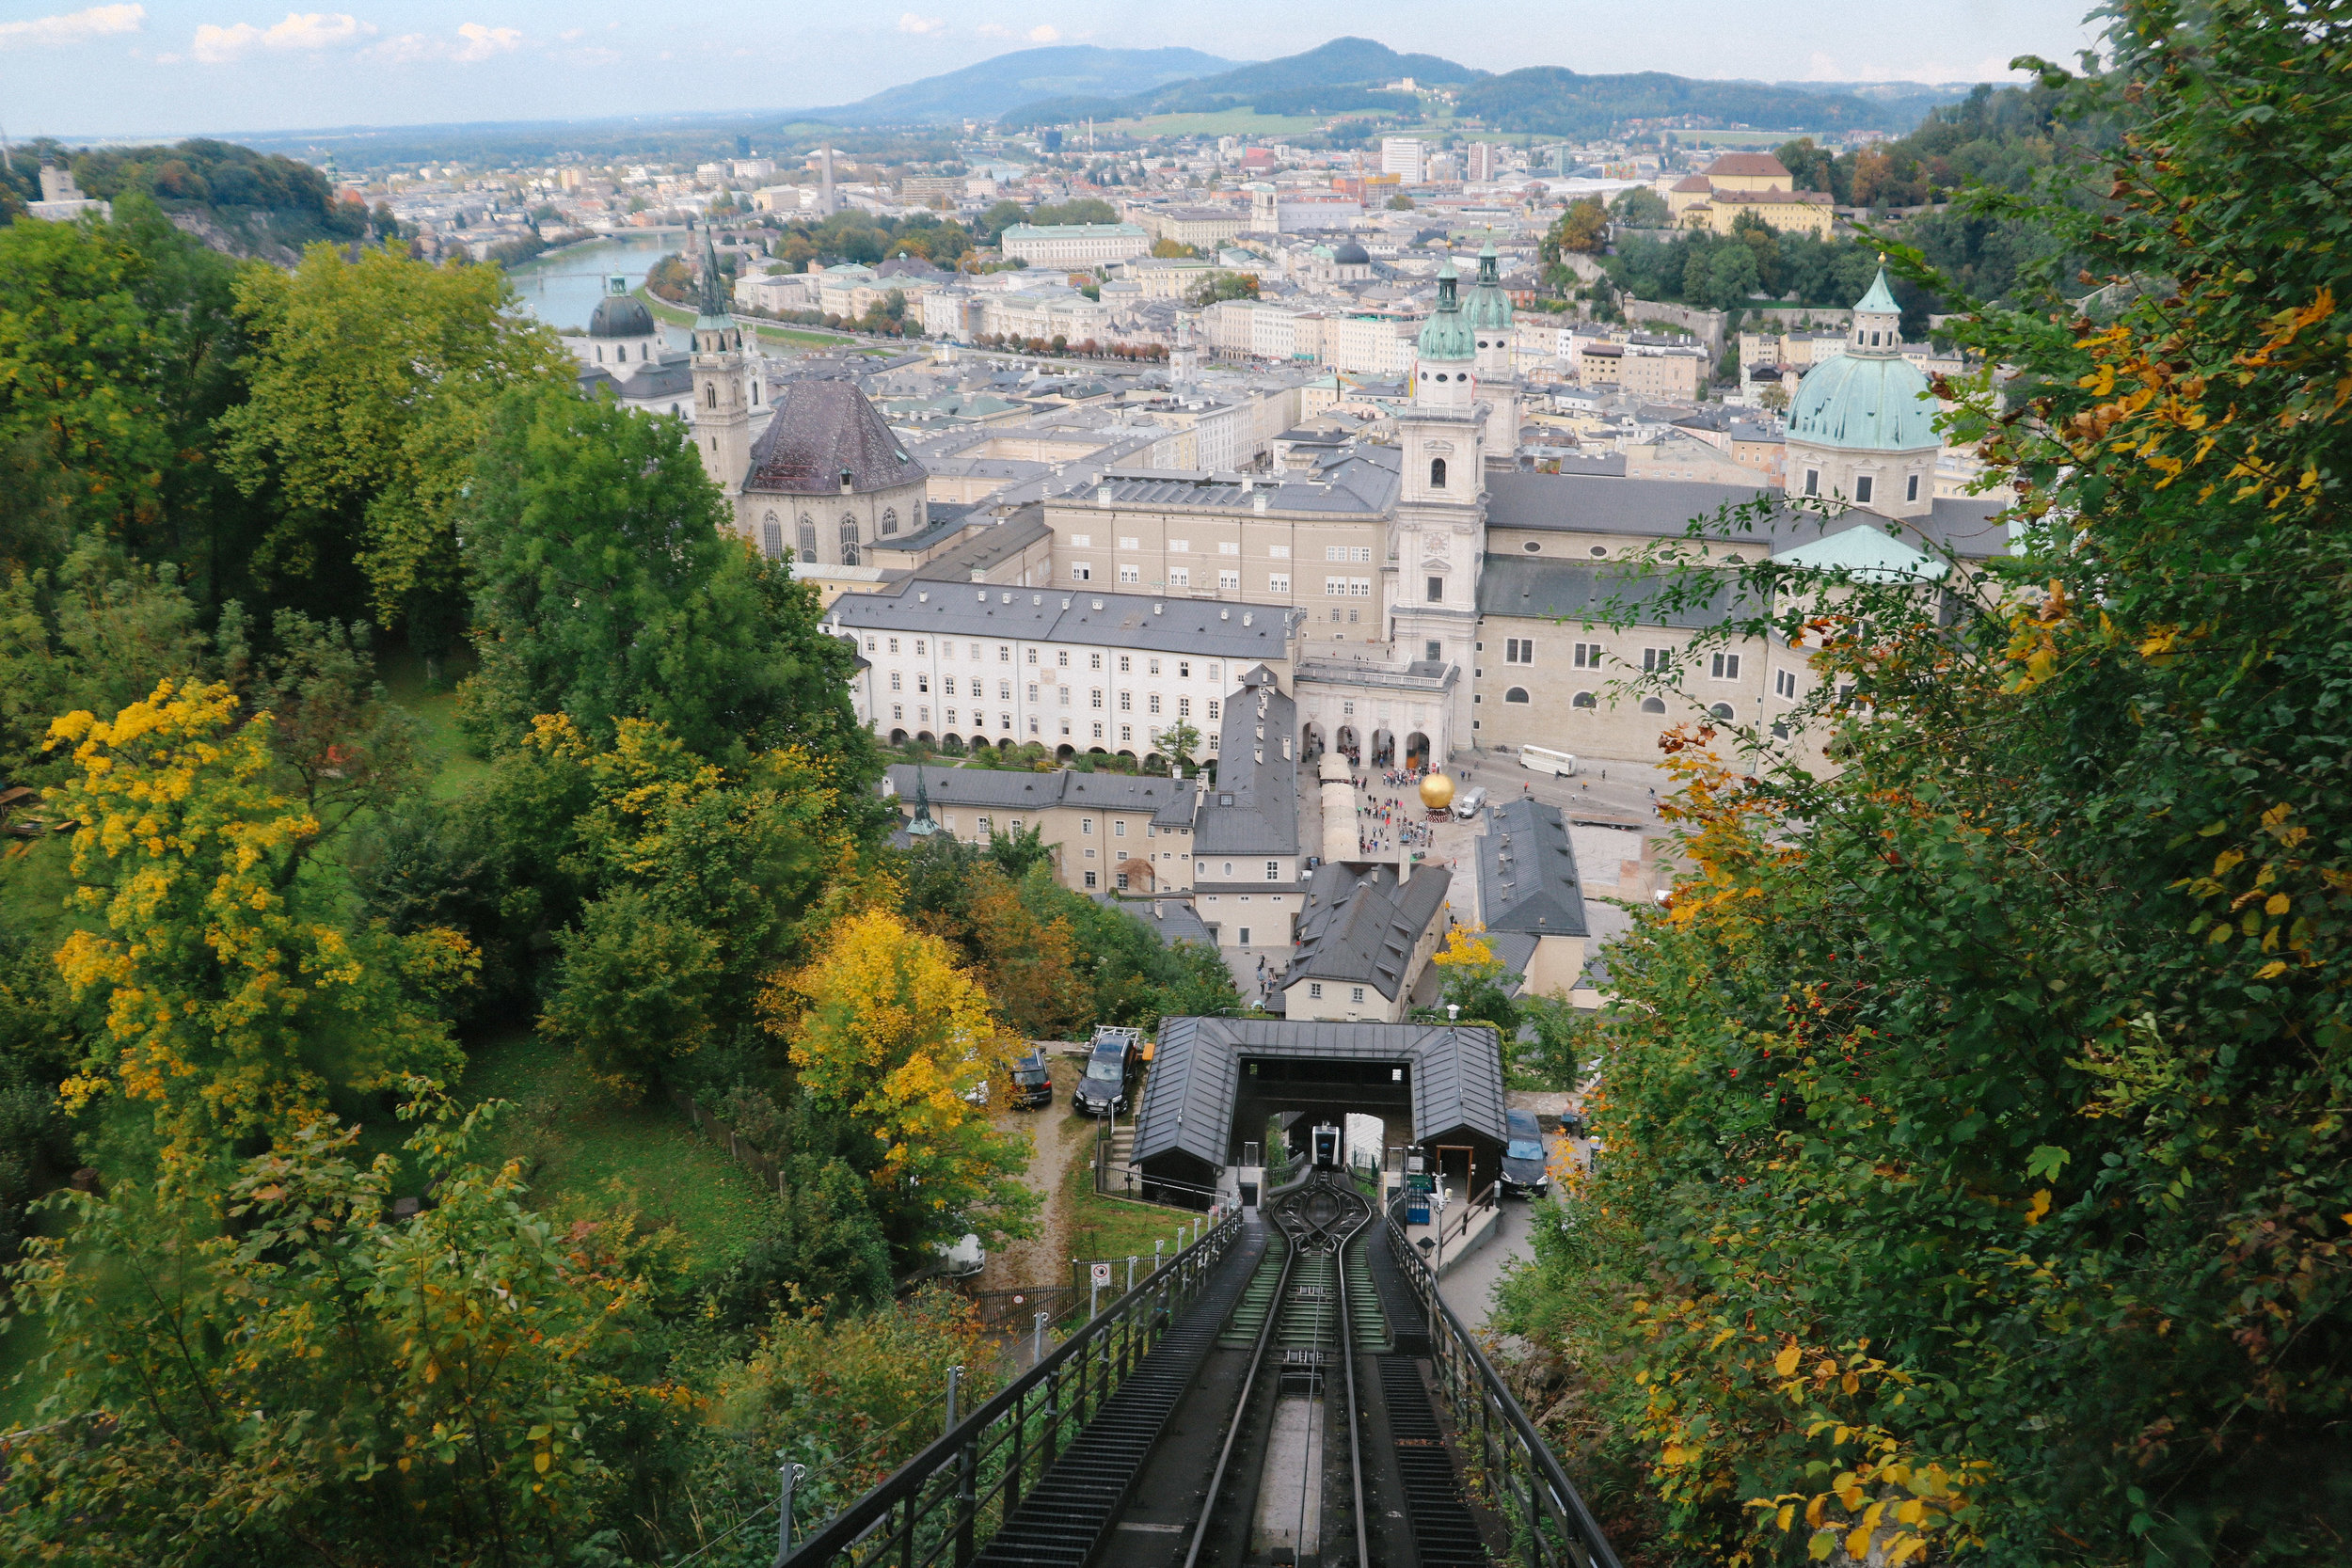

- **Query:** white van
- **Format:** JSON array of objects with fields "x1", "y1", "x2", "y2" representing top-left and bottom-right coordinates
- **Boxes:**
[
  {"x1": 1452, "y1": 786, "x2": 1487, "y2": 821},
  {"x1": 1518, "y1": 745, "x2": 1578, "y2": 778}
]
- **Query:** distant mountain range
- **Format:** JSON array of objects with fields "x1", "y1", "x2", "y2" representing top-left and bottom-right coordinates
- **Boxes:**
[
  {"x1": 805, "y1": 46, "x2": 1240, "y2": 127},
  {"x1": 998, "y1": 39, "x2": 1479, "y2": 129},
  {"x1": 850, "y1": 37, "x2": 1970, "y2": 139}
]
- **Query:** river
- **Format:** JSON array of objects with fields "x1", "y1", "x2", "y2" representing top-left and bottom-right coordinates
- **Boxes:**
[{"x1": 503, "y1": 232, "x2": 688, "y2": 341}]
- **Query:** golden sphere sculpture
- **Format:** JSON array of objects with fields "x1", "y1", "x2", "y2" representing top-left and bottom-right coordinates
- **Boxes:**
[{"x1": 1418, "y1": 771, "x2": 1456, "y2": 812}]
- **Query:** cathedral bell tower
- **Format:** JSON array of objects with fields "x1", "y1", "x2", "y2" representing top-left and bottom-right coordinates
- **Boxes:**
[
  {"x1": 690, "y1": 224, "x2": 752, "y2": 495},
  {"x1": 1388, "y1": 255, "x2": 1486, "y2": 745},
  {"x1": 1467, "y1": 240, "x2": 1519, "y2": 468}
]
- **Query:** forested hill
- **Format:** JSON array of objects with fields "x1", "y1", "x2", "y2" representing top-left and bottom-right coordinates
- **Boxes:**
[
  {"x1": 1455, "y1": 67, "x2": 1923, "y2": 137},
  {"x1": 999, "y1": 37, "x2": 1480, "y2": 128},
  {"x1": 0, "y1": 137, "x2": 377, "y2": 261}
]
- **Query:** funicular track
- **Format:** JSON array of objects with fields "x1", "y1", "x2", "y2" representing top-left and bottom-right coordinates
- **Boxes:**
[{"x1": 783, "y1": 1174, "x2": 1619, "y2": 1568}]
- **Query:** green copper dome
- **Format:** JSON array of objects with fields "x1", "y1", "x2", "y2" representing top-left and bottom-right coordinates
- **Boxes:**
[
  {"x1": 1788, "y1": 352, "x2": 1937, "y2": 451},
  {"x1": 1467, "y1": 240, "x2": 1513, "y2": 332},
  {"x1": 1417, "y1": 257, "x2": 1475, "y2": 361},
  {"x1": 1852, "y1": 264, "x2": 1900, "y2": 318}
]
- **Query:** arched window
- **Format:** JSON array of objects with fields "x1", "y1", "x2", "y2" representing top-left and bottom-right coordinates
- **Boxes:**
[
  {"x1": 595, "y1": 345, "x2": 603, "y2": 363},
  {"x1": 752, "y1": 382, "x2": 760, "y2": 405},
  {"x1": 797, "y1": 515, "x2": 818, "y2": 559},
  {"x1": 760, "y1": 519, "x2": 784, "y2": 559},
  {"x1": 1429, "y1": 456, "x2": 1447, "y2": 489},
  {"x1": 1641, "y1": 697, "x2": 1668, "y2": 715},
  {"x1": 1571, "y1": 691, "x2": 1597, "y2": 709},
  {"x1": 704, "y1": 382, "x2": 716, "y2": 408},
  {"x1": 1503, "y1": 687, "x2": 1531, "y2": 705},
  {"x1": 881, "y1": 508, "x2": 898, "y2": 536},
  {"x1": 839, "y1": 515, "x2": 860, "y2": 566},
  {"x1": 915, "y1": 499, "x2": 927, "y2": 528},
  {"x1": 1709, "y1": 703, "x2": 1735, "y2": 721}
]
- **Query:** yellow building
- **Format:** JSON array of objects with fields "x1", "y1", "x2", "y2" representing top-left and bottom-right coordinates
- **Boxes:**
[{"x1": 1666, "y1": 152, "x2": 1836, "y2": 239}]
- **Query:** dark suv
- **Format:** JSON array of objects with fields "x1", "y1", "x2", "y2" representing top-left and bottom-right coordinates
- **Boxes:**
[
  {"x1": 1500, "y1": 1107, "x2": 1550, "y2": 1199},
  {"x1": 1008, "y1": 1047, "x2": 1054, "y2": 1110},
  {"x1": 1072, "y1": 1026, "x2": 1143, "y2": 1117}
]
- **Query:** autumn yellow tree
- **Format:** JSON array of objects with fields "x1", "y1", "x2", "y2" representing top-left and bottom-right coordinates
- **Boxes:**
[
  {"x1": 46, "y1": 679, "x2": 469, "y2": 1181},
  {"x1": 769, "y1": 908, "x2": 1038, "y2": 1259}
]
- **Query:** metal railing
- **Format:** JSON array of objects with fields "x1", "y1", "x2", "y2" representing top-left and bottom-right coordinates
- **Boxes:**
[
  {"x1": 1384, "y1": 1201, "x2": 1624, "y2": 1568},
  {"x1": 779, "y1": 1210, "x2": 1244, "y2": 1568}
]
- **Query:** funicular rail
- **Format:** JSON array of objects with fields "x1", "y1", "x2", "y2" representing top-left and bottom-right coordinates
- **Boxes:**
[{"x1": 778, "y1": 1212, "x2": 1247, "y2": 1568}]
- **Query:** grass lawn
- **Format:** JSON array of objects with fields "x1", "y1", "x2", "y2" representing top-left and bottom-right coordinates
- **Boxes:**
[
  {"x1": 1062, "y1": 1147, "x2": 1211, "y2": 1282},
  {"x1": 376, "y1": 643, "x2": 489, "y2": 800},
  {"x1": 450, "y1": 1029, "x2": 777, "y2": 1276},
  {"x1": 633, "y1": 288, "x2": 858, "y2": 350}
]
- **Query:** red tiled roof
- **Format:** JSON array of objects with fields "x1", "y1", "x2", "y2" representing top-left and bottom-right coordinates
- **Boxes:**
[{"x1": 1705, "y1": 151, "x2": 1792, "y2": 179}]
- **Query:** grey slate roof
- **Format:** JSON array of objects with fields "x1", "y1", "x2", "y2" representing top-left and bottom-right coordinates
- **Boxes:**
[
  {"x1": 1284, "y1": 862, "x2": 1454, "y2": 1000},
  {"x1": 744, "y1": 380, "x2": 927, "y2": 497},
  {"x1": 1102, "y1": 895, "x2": 1216, "y2": 949},
  {"x1": 883, "y1": 764, "x2": 1191, "y2": 816},
  {"x1": 1194, "y1": 668, "x2": 1299, "y2": 856},
  {"x1": 831, "y1": 581, "x2": 1300, "y2": 661},
  {"x1": 1486, "y1": 471, "x2": 2011, "y2": 561},
  {"x1": 1478, "y1": 799, "x2": 1590, "y2": 938},
  {"x1": 911, "y1": 510, "x2": 1053, "y2": 582},
  {"x1": 1133, "y1": 1018, "x2": 1507, "y2": 1171},
  {"x1": 1478, "y1": 554, "x2": 1744, "y2": 631}
]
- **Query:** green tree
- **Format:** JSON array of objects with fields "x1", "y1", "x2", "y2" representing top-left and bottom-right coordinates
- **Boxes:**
[
  {"x1": 1386, "y1": 192, "x2": 1416, "y2": 211},
  {"x1": 1186, "y1": 270, "x2": 1261, "y2": 306},
  {"x1": 1500, "y1": 8, "x2": 2352, "y2": 1562},
  {"x1": 1, "y1": 1100, "x2": 688, "y2": 1565},
  {"x1": 219, "y1": 242, "x2": 571, "y2": 647},
  {"x1": 459, "y1": 388, "x2": 870, "y2": 768},
  {"x1": 0, "y1": 195, "x2": 251, "y2": 584},
  {"x1": 1608, "y1": 185, "x2": 1670, "y2": 227},
  {"x1": 1150, "y1": 236, "x2": 1200, "y2": 259},
  {"x1": 1156, "y1": 718, "x2": 1202, "y2": 772}
]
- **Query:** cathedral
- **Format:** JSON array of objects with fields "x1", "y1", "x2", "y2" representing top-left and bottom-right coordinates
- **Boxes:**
[{"x1": 682, "y1": 227, "x2": 930, "y2": 563}]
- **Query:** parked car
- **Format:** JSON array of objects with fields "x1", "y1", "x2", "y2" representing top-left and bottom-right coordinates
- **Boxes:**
[
  {"x1": 1073, "y1": 1025, "x2": 1144, "y2": 1117},
  {"x1": 1500, "y1": 1106, "x2": 1550, "y2": 1199},
  {"x1": 1452, "y1": 785, "x2": 1488, "y2": 821},
  {"x1": 1008, "y1": 1047, "x2": 1054, "y2": 1110},
  {"x1": 934, "y1": 1233, "x2": 985, "y2": 1278}
]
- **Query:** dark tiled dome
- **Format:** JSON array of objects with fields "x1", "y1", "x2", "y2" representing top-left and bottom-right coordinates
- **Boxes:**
[
  {"x1": 587, "y1": 293, "x2": 655, "y2": 338},
  {"x1": 1331, "y1": 241, "x2": 1370, "y2": 265}
]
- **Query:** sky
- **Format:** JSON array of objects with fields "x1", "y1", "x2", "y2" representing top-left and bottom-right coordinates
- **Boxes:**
[{"x1": 0, "y1": 1, "x2": 2103, "y2": 141}]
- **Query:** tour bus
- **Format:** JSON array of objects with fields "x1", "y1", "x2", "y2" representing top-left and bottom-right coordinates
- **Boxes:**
[{"x1": 1518, "y1": 745, "x2": 1579, "y2": 778}]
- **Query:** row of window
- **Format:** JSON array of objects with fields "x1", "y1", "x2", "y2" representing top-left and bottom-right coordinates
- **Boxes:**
[
  {"x1": 1799, "y1": 469, "x2": 1922, "y2": 506},
  {"x1": 755, "y1": 507, "x2": 921, "y2": 563},
  {"x1": 862, "y1": 638, "x2": 1222, "y2": 682},
  {"x1": 1306, "y1": 982, "x2": 1370, "y2": 1004},
  {"x1": 883, "y1": 707, "x2": 1225, "y2": 748},
  {"x1": 1063, "y1": 537, "x2": 1374, "y2": 563},
  {"x1": 1495, "y1": 689, "x2": 1740, "y2": 721}
]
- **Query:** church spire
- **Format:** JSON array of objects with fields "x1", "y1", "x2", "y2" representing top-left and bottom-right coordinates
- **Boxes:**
[{"x1": 695, "y1": 222, "x2": 732, "y2": 328}]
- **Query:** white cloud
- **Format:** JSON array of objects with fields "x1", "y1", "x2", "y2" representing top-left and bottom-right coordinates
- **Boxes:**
[
  {"x1": 897, "y1": 12, "x2": 944, "y2": 34},
  {"x1": 452, "y1": 22, "x2": 521, "y2": 61},
  {"x1": 976, "y1": 22, "x2": 1011, "y2": 38},
  {"x1": 1027, "y1": 24, "x2": 1058, "y2": 42},
  {"x1": 0, "y1": 4, "x2": 144, "y2": 52},
  {"x1": 559, "y1": 26, "x2": 584, "y2": 40},
  {"x1": 193, "y1": 11, "x2": 372, "y2": 65},
  {"x1": 364, "y1": 21, "x2": 523, "y2": 65}
]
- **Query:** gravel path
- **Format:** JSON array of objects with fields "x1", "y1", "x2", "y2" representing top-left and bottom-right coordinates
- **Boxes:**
[{"x1": 979, "y1": 1056, "x2": 1092, "y2": 1292}]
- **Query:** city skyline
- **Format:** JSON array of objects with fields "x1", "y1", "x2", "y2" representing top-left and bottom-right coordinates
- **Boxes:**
[{"x1": 1, "y1": 1, "x2": 2100, "y2": 140}]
